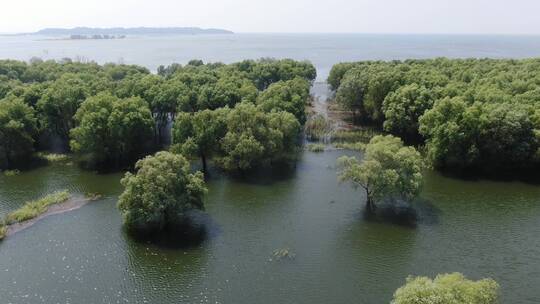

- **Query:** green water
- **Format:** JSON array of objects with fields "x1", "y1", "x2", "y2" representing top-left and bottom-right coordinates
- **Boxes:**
[{"x1": 1, "y1": 150, "x2": 539, "y2": 304}]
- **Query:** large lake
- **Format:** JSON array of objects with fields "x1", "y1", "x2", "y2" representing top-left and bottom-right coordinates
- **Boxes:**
[
  {"x1": 2, "y1": 33, "x2": 540, "y2": 80},
  {"x1": 1, "y1": 33, "x2": 540, "y2": 303}
]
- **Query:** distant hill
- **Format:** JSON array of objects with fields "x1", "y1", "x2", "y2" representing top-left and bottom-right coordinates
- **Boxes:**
[{"x1": 30, "y1": 27, "x2": 233, "y2": 36}]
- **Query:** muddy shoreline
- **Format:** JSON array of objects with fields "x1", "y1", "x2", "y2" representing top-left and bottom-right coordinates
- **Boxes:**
[{"x1": 4, "y1": 197, "x2": 95, "y2": 238}]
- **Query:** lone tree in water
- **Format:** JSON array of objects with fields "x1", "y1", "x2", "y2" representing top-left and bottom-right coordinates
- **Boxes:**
[
  {"x1": 117, "y1": 151, "x2": 207, "y2": 233},
  {"x1": 337, "y1": 135, "x2": 424, "y2": 212},
  {"x1": 392, "y1": 272, "x2": 499, "y2": 304}
]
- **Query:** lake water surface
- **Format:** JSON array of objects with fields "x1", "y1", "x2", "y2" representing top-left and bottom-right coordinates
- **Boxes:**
[
  {"x1": 2, "y1": 33, "x2": 540, "y2": 80},
  {"x1": 1, "y1": 34, "x2": 540, "y2": 303}
]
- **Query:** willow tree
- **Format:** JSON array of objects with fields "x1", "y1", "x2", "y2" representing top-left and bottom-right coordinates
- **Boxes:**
[
  {"x1": 337, "y1": 135, "x2": 423, "y2": 211},
  {"x1": 172, "y1": 107, "x2": 229, "y2": 174},
  {"x1": 392, "y1": 273, "x2": 499, "y2": 304},
  {"x1": 117, "y1": 151, "x2": 207, "y2": 232},
  {"x1": 70, "y1": 93, "x2": 154, "y2": 168},
  {"x1": 0, "y1": 97, "x2": 38, "y2": 169}
]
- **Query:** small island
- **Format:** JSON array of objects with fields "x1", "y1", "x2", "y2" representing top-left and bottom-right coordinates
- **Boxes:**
[
  {"x1": 68, "y1": 34, "x2": 126, "y2": 40},
  {"x1": 25, "y1": 26, "x2": 234, "y2": 36}
]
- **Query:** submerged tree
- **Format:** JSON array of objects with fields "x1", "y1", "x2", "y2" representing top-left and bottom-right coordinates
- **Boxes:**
[
  {"x1": 0, "y1": 98, "x2": 38, "y2": 169},
  {"x1": 36, "y1": 74, "x2": 89, "y2": 146},
  {"x1": 392, "y1": 272, "x2": 499, "y2": 304},
  {"x1": 337, "y1": 135, "x2": 423, "y2": 211},
  {"x1": 382, "y1": 83, "x2": 436, "y2": 142},
  {"x1": 218, "y1": 102, "x2": 301, "y2": 172},
  {"x1": 70, "y1": 93, "x2": 154, "y2": 168},
  {"x1": 117, "y1": 151, "x2": 207, "y2": 232},
  {"x1": 257, "y1": 77, "x2": 311, "y2": 124},
  {"x1": 172, "y1": 107, "x2": 229, "y2": 174}
]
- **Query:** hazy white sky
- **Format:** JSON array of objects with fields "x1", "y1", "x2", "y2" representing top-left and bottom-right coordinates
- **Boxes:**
[{"x1": 1, "y1": 0, "x2": 540, "y2": 34}]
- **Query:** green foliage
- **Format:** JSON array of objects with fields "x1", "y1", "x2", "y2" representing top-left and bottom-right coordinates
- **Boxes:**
[
  {"x1": 331, "y1": 129, "x2": 379, "y2": 144},
  {"x1": 233, "y1": 58, "x2": 316, "y2": 90},
  {"x1": 383, "y1": 83, "x2": 436, "y2": 141},
  {"x1": 37, "y1": 152, "x2": 69, "y2": 163},
  {"x1": 419, "y1": 98, "x2": 538, "y2": 171},
  {"x1": 307, "y1": 143, "x2": 325, "y2": 152},
  {"x1": 257, "y1": 77, "x2": 311, "y2": 124},
  {"x1": 0, "y1": 97, "x2": 38, "y2": 169},
  {"x1": 327, "y1": 62, "x2": 358, "y2": 91},
  {"x1": 329, "y1": 58, "x2": 540, "y2": 172},
  {"x1": 172, "y1": 108, "x2": 229, "y2": 173},
  {"x1": 70, "y1": 93, "x2": 154, "y2": 168},
  {"x1": 337, "y1": 135, "x2": 424, "y2": 209},
  {"x1": 117, "y1": 151, "x2": 207, "y2": 232},
  {"x1": 5, "y1": 190, "x2": 70, "y2": 224},
  {"x1": 218, "y1": 102, "x2": 301, "y2": 171},
  {"x1": 305, "y1": 114, "x2": 334, "y2": 141},
  {"x1": 36, "y1": 74, "x2": 90, "y2": 142},
  {"x1": 334, "y1": 142, "x2": 366, "y2": 151},
  {"x1": 2, "y1": 169, "x2": 20, "y2": 176},
  {"x1": 197, "y1": 75, "x2": 258, "y2": 110},
  {"x1": 0, "y1": 58, "x2": 313, "y2": 171},
  {"x1": 392, "y1": 273, "x2": 499, "y2": 304}
]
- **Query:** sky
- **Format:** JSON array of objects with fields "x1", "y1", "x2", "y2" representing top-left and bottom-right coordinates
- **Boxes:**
[{"x1": 1, "y1": 0, "x2": 540, "y2": 34}]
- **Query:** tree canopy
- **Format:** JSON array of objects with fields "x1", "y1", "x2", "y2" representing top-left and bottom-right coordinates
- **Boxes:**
[
  {"x1": 329, "y1": 58, "x2": 540, "y2": 173},
  {"x1": 218, "y1": 102, "x2": 301, "y2": 171},
  {"x1": 117, "y1": 151, "x2": 207, "y2": 232},
  {"x1": 172, "y1": 108, "x2": 229, "y2": 174},
  {"x1": 0, "y1": 97, "x2": 38, "y2": 169},
  {"x1": 337, "y1": 135, "x2": 424, "y2": 211},
  {"x1": 392, "y1": 273, "x2": 499, "y2": 304},
  {"x1": 0, "y1": 58, "x2": 315, "y2": 170},
  {"x1": 70, "y1": 93, "x2": 154, "y2": 168}
]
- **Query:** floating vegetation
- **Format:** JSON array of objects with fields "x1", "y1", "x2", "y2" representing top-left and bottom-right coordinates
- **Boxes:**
[
  {"x1": 271, "y1": 247, "x2": 296, "y2": 261},
  {"x1": 307, "y1": 143, "x2": 325, "y2": 152},
  {"x1": 5, "y1": 190, "x2": 70, "y2": 225},
  {"x1": 37, "y1": 152, "x2": 69, "y2": 163},
  {"x1": 85, "y1": 192, "x2": 103, "y2": 201},
  {"x1": 2, "y1": 169, "x2": 20, "y2": 176},
  {"x1": 334, "y1": 142, "x2": 366, "y2": 151},
  {"x1": 305, "y1": 114, "x2": 334, "y2": 141}
]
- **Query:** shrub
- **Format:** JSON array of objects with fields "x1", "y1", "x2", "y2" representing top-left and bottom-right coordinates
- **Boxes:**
[
  {"x1": 307, "y1": 143, "x2": 325, "y2": 152},
  {"x1": 392, "y1": 272, "x2": 500, "y2": 304}
]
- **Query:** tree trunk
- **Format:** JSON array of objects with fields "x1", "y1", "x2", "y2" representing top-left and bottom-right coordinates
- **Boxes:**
[
  {"x1": 365, "y1": 189, "x2": 375, "y2": 213},
  {"x1": 4, "y1": 149, "x2": 10, "y2": 169},
  {"x1": 201, "y1": 153, "x2": 208, "y2": 176}
]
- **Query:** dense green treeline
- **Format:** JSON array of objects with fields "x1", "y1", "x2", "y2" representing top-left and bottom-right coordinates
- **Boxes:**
[
  {"x1": 0, "y1": 58, "x2": 315, "y2": 171},
  {"x1": 329, "y1": 58, "x2": 540, "y2": 174}
]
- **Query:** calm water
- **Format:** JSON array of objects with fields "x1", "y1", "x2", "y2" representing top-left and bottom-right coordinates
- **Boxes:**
[
  {"x1": 1, "y1": 150, "x2": 540, "y2": 304},
  {"x1": 1, "y1": 33, "x2": 540, "y2": 80},
  {"x1": 1, "y1": 34, "x2": 540, "y2": 303}
]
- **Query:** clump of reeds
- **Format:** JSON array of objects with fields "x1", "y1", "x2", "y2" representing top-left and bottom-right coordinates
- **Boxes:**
[
  {"x1": 334, "y1": 142, "x2": 366, "y2": 151},
  {"x1": 305, "y1": 114, "x2": 334, "y2": 141},
  {"x1": 307, "y1": 143, "x2": 325, "y2": 152},
  {"x1": 37, "y1": 152, "x2": 69, "y2": 163},
  {"x1": 331, "y1": 129, "x2": 379, "y2": 143},
  {"x1": 5, "y1": 190, "x2": 70, "y2": 224},
  {"x1": 3, "y1": 169, "x2": 20, "y2": 176}
]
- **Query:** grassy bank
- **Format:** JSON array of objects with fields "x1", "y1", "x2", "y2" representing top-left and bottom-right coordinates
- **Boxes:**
[{"x1": 5, "y1": 191, "x2": 70, "y2": 225}]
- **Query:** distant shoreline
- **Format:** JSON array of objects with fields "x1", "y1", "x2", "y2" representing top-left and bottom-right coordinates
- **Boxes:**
[{"x1": 11, "y1": 26, "x2": 234, "y2": 36}]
